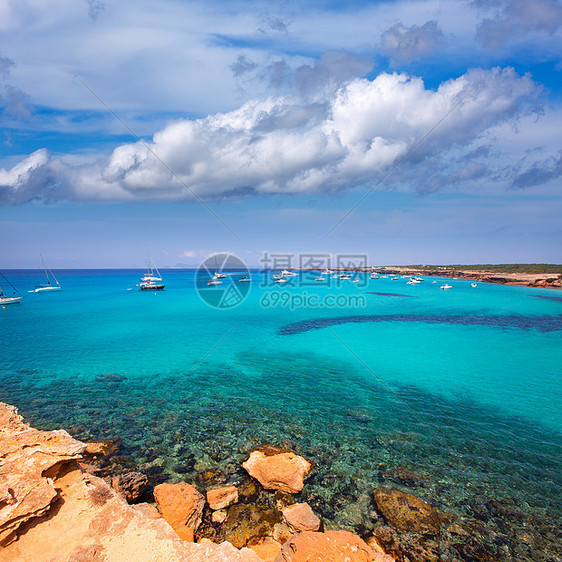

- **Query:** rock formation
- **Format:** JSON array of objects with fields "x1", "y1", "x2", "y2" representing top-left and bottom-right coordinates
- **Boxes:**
[
  {"x1": 153, "y1": 482, "x2": 205, "y2": 541},
  {"x1": 275, "y1": 530, "x2": 377, "y2": 561},
  {"x1": 242, "y1": 445, "x2": 313, "y2": 493},
  {"x1": 373, "y1": 488, "x2": 441, "y2": 535},
  {"x1": 0, "y1": 403, "x2": 278, "y2": 561},
  {"x1": 206, "y1": 484, "x2": 238, "y2": 510},
  {"x1": 282, "y1": 502, "x2": 321, "y2": 532},
  {"x1": 1, "y1": 404, "x2": 400, "y2": 561}
]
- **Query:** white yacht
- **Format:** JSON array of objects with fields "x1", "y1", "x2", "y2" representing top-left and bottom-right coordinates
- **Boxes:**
[
  {"x1": 0, "y1": 277, "x2": 22, "y2": 305},
  {"x1": 29, "y1": 255, "x2": 61, "y2": 293},
  {"x1": 440, "y1": 284, "x2": 452, "y2": 290}
]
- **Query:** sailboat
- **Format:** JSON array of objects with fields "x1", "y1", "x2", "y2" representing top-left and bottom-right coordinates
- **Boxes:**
[
  {"x1": 140, "y1": 255, "x2": 165, "y2": 290},
  {"x1": 141, "y1": 255, "x2": 163, "y2": 282},
  {"x1": 0, "y1": 273, "x2": 22, "y2": 305},
  {"x1": 29, "y1": 255, "x2": 61, "y2": 293}
]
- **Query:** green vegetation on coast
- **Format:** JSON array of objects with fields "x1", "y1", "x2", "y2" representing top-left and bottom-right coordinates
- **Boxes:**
[{"x1": 400, "y1": 264, "x2": 562, "y2": 274}]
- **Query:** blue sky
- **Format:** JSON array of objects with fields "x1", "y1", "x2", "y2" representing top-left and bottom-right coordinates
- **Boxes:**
[{"x1": 1, "y1": 0, "x2": 561, "y2": 268}]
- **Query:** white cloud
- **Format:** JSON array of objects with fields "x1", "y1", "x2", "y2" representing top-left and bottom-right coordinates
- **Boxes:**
[
  {"x1": 181, "y1": 250, "x2": 197, "y2": 258},
  {"x1": 0, "y1": 66, "x2": 546, "y2": 205},
  {"x1": 476, "y1": 0, "x2": 562, "y2": 49},
  {"x1": 381, "y1": 20, "x2": 446, "y2": 64}
]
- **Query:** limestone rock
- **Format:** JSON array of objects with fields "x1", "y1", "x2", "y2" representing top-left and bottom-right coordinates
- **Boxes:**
[
  {"x1": 365, "y1": 535, "x2": 396, "y2": 561},
  {"x1": 373, "y1": 488, "x2": 441, "y2": 535},
  {"x1": 84, "y1": 438, "x2": 121, "y2": 457},
  {"x1": 212, "y1": 509, "x2": 227, "y2": 524},
  {"x1": 207, "y1": 485, "x2": 238, "y2": 510},
  {"x1": 0, "y1": 403, "x2": 254, "y2": 561},
  {"x1": 0, "y1": 402, "x2": 86, "y2": 545},
  {"x1": 249, "y1": 537, "x2": 282, "y2": 561},
  {"x1": 240, "y1": 547, "x2": 266, "y2": 561},
  {"x1": 132, "y1": 502, "x2": 162, "y2": 519},
  {"x1": 154, "y1": 482, "x2": 205, "y2": 542},
  {"x1": 242, "y1": 446, "x2": 313, "y2": 493},
  {"x1": 111, "y1": 471, "x2": 148, "y2": 503},
  {"x1": 273, "y1": 522, "x2": 293, "y2": 545},
  {"x1": 275, "y1": 530, "x2": 376, "y2": 561},
  {"x1": 282, "y1": 502, "x2": 321, "y2": 532}
]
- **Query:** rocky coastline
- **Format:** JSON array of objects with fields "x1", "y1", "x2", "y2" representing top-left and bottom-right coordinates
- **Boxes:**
[
  {"x1": 1, "y1": 402, "x2": 559, "y2": 561},
  {"x1": 374, "y1": 267, "x2": 562, "y2": 289}
]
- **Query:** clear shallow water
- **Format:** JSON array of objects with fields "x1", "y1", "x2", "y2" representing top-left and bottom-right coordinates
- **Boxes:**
[{"x1": 1, "y1": 269, "x2": 561, "y2": 557}]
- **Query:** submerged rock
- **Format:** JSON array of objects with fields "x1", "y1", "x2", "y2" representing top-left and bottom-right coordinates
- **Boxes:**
[
  {"x1": 196, "y1": 468, "x2": 227, "y2": 489},
  {"x1": 381, "y1": 466, "x2": 428, "y2": 488},
  {"x1": 153, "y1": 482, "x2": 205, "y2": 541},
  {"x1": 217, "y1": 503, "x2": 283, "y2": 549},
  {"x1": 242, "y1": 445, "x2": 313, "y2": 493},
  {"x1": 275, "y1": 530, "x2": 376, "y2": 561},
  {"x1": 84, "y1": 437, "x2": 121, "y2": 457},
  {"x1": 238, "y1": 479, "x2": 260, "y2": 503},
  {"x1": 373, "y1": 488, "x2": 441, "y2": 535},
  {"x1": 364, "y1": 535, "x2": 395, "y2": 561}
]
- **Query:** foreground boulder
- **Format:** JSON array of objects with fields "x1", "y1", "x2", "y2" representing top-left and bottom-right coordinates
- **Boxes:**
[
  {"x1": 242, "y1": 445, "x2": 313, "y2": 493},
  {"x1": 207, "y1": 485, "x2": 238, "y2": 510},
  {"x1": 153, "y1": 482, "x2": 205, "y2": 541},
  {"x1": 0, "y1": 402, "x2": 257, "y2": 561},
  {"x1": 282, "y1": 502, "x2": 321, "y2": 532},
  {"x1": 373, "y1": 488, "x2": 441, "y2": 535},
  {"x1": 0, "y1": 403, "x2": 86, "y2": 545},
  {"x1": 275, "y1": 530, "x2": 376, "y2": 561}
]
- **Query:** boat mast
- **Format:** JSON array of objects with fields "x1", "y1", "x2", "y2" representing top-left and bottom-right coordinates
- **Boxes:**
[
  {"x1": 40, "y1": 254, "x2": 59, "y2": 286},
  {"x1": 0, "y1": 271, "x2": 22, "y2": 297}
]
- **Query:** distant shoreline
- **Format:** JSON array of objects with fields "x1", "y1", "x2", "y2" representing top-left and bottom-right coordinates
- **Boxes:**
[
  {"x1": 374, "y1": 266, "x2": 562, "y2": 289},
  {"x1": 293, "y1": 265, "x2": 562, "y2": 289}
]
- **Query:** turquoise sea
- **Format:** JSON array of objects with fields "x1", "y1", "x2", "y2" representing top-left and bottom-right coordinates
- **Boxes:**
[{"x1": 1, "y1": 269, "x2": 561, "y2": 558}]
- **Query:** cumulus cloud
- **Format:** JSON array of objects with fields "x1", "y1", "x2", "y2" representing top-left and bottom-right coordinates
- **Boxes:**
[
  {"x1": 0, "y1": 67, "x2": 542, "y2": 205},
  {"x1": 381, "y1": 20, "x2": 446, "y2": 64},
  {"x1": 294, "y1": 51, "x2": 373, "y2": 97},
  {"x1": 476, "y1": 0, "x2": 562, "y2": 49},
  {"x1": 0, "y1": 51, "x2": 32, "y2": 120},
  {"x1": 1, "y1": 85, "x2": 32, "y2": 119}
]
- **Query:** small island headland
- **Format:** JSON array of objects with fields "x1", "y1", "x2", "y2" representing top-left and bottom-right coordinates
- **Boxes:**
[{"x1": 375, "y1": 264, "x2": 562, "y2": 289}]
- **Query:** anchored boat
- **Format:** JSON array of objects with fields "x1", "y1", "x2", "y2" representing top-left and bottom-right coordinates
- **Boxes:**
[{"x1": 29, "y1": 255, "x2": 61, "y2": 293}]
